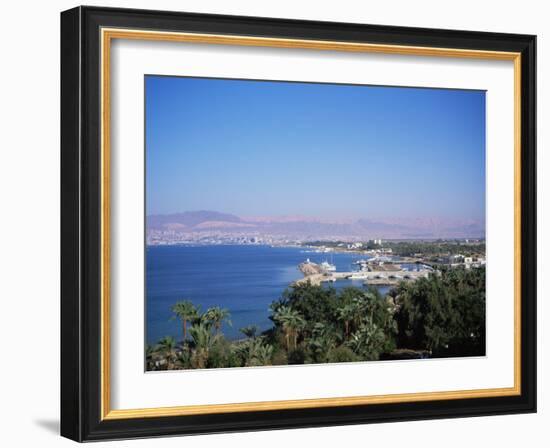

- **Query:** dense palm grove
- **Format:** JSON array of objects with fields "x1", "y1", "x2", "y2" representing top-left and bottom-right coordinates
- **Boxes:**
[{"x1": 146, "y1": 266, "x2": 486, "y2": 370}]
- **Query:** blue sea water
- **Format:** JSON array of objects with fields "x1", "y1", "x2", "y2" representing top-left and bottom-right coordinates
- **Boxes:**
[{"x1": 146, "y1": 244, "x2": 386, "y2": 344}]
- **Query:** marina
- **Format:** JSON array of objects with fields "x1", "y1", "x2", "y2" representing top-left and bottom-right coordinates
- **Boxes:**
[{"x1": 296, "y1": 258, "x2": 434, "y2": 286}]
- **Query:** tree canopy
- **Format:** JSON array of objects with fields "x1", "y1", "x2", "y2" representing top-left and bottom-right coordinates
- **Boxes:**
[{"x1": 147, "y1": 267, "x2": 485, "y2": 370}]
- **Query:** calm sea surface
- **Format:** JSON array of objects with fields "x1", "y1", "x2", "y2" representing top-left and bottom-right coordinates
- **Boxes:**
[{"x1": 146, "y1": 244, "x2": 389, "y2": 344}]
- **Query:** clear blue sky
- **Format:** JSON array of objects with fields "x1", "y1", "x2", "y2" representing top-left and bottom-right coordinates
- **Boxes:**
[{"x1": 145, "y1": 76, "x2": 485, "y2": 221}]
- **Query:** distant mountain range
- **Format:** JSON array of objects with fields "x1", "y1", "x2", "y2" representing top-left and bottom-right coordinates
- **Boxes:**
[{"x1": 146, "y1": 210, "x2": 485, "y2": 240}]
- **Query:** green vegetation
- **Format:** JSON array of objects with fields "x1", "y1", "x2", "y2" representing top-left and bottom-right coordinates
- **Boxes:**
[
  {"x1": 147, "y1": 267, "x2": 485, "y2": 370},
  {"x1": 392, "y1": 266, "x2": 485, "y2": 357},
  {"x1": 383, "y1": 240, "x2": 485, "y2": 258},
  {"x1": 170, "y1": 300, "x2": 198, "y2": 341},
  {"x1": 303, "y1": 239, "x2": 485, "y2": 258}
]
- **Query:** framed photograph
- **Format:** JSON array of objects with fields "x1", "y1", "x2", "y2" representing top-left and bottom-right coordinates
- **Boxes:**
[{"x1": 60, "y1": 6, "x2": 536, "y2": 441}]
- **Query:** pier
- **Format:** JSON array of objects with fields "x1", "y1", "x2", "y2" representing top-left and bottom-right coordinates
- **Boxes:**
[{"x1": 295, "y1": 261, "x2": 433, "y2": 287}]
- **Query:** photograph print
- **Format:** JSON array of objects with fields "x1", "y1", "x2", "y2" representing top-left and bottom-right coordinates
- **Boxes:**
[{"x1": 145, "y1": 76, "x2": 487, "y2": 371}]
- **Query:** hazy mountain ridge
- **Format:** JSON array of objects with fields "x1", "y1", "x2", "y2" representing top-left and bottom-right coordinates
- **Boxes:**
[
  {"x1": 147, "y1": 210, "x2": 242, "y2": 228},
  {"x1": 147, "y1": 211, "x2": 485, "y2": 239}
]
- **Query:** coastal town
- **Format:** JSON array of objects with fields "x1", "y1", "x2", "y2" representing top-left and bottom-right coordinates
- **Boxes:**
[
  {"x1": 295, "y1": 239, "x2": 485, "y2": 286},
  {"x1": 146, "y1": 229, "x2": 286, "y2": 247},
  {"x1": 147, "y1": 225, "x2": 486, "y2": 289}
]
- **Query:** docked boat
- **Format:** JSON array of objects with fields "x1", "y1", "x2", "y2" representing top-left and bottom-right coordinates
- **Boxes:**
[{"x1": 320, "y1": 260, "x2": 336, "y2": 271}]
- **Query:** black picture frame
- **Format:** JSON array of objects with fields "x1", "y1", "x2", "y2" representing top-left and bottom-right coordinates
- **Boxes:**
[{"x1": 61, "y1": 5, "x2": 536, "y2": 442}]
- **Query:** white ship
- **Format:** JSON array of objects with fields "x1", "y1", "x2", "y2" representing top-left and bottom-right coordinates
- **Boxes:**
[
  {"x1": 320, "y1": 261, "x2": 336, "y2": 271},
  {"x1": 320, "y1": 251, "x2": 336, "y2": 272}
]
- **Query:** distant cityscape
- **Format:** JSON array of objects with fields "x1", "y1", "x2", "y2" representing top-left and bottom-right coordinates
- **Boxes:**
[
  {"x1": 146, "y1": 229, "x2": 483, "y2": 247},
  {"x1": 145, "y1": 210, "x2": 486, "y2": 277},
  {"x1": 146, "y1": 210, "x2": 485, "y2": 246},
  {"x1": 147, "y1": 230, "x2": 296, "y2": 247}
]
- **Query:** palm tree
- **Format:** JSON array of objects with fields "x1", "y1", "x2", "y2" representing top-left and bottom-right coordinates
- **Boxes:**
[
  {"x1": 171, "y1": 300, "x2": 199, "y2": 342},
  {"x1": 362, "y1": 291, "x2": 379, "y2": 323},
  {"x1": 155, "y1": 336, "x2": 177, "y2": 369},
  {"x1": 308, "y1": 323, "x2": 336, "y2": 363},
  {"x1": 240, "y1": 325, "x2": 259, "y2": 339},
  {"x1": 189, "y1": 322, "x2": 219, "y2": 368},
  {"x1": 345, "y1": 321, "x2": 385, "y2": 360},
  {"x1": 273, "y1": 305, "x2": 305, "y2": 350},
  {"x1": 204, "y1": 307, "x2": 232, "y2": 335},
  {"x1": 272, "y1": 305, "x2": 292, "y2": 350},
  {"x1": 145, "y1": 344, "x2": 156, "y2": 370},
  {"x1": 255, "y1": 342, "x2": 274, "y2": 366},
  {"x1": 235, "y1": 338, "x2": 273, "y2": 366},
  {"x1": 336, "y1": 304, "x2": 356, "y2": 338},
  {"x1": 291, "y1": 313, "x2": 306, "y2": 350}
]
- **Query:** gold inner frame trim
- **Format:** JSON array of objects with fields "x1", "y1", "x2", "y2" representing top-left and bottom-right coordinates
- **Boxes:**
[{"x1": 100, "y1": 27, "x2": 522, "y2": 420}]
